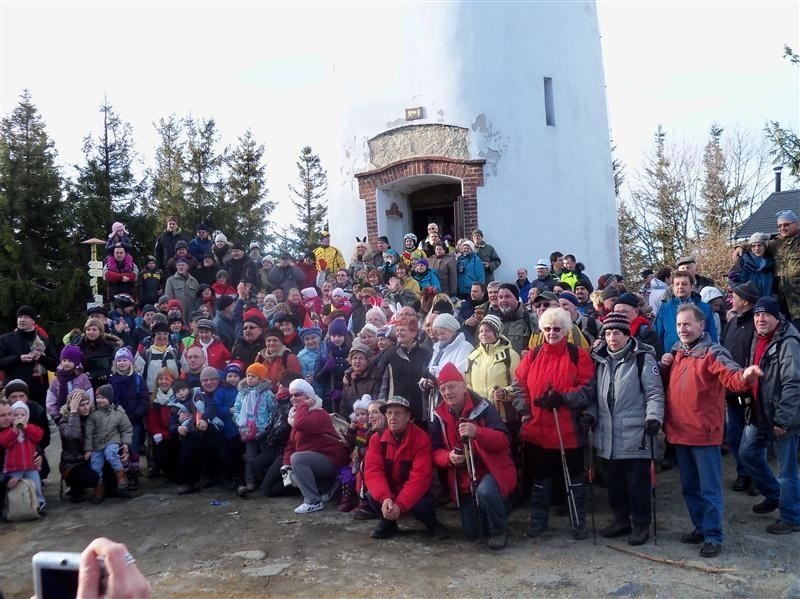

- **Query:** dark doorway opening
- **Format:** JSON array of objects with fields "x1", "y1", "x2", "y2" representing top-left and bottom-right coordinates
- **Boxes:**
[{"x1": 409, "y1": 183, "x2": 462, "y2": 245}]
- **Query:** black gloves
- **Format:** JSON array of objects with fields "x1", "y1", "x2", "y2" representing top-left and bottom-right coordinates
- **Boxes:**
[
  {"x1": 541, "y1": 390, "x2": 565, "y2": 409},
  {"x1": 645, "y1": 419, "x2": 661, "y2": 437},
  {"x1": 578, "y1": 413, "x2": 595, "y2": 430}
]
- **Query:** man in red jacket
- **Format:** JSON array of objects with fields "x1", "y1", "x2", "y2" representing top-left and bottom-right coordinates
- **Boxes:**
[
  {"x1": 364, "y1": 396, "x2": 448, "y2": 540},
  {"x1": 430, "y1": 362, "x2": 516, "y2": 550},
  {"x1": 660, "y1": 303, "x2": 762, "y2": 558}
]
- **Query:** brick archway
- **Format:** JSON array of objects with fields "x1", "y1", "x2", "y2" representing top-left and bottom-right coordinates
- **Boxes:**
[{"x1": 354, "y1": 156, "x2": 486, "y2": 246}]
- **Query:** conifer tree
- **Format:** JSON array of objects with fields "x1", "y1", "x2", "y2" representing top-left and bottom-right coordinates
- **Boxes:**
[
  {"x1": 183, "y1": 116, "x2": 223, "y2": 230},
  {"x1": 223, "y1": 129, "x2": 273, "y2": 245},
  {"x1": 151, "y1": 114, "x2": 186, "y2": 226},
  {"x1": 283, "y1": 145, "x2": 328, "y2": 256},
  {"x1": 0, "y1": 90, "x2": 84, "y2": 327}
]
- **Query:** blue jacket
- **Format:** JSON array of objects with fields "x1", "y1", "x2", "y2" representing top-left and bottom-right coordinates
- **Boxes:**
[
  {"x1": 297, "y1": 346, "x2": 327, "y2": 397},
  {"x1": 108, "y1": 371, "x2": 148, "y2": 425},
  {"x1": 413, "y1": 269, "x2": 441, "y2": 294},
  {"x1": 654, "y1": 294, "x2": 718, "y2": 351},
  {"x1": 233, "y1": 379, "x2": 275, "y2": 434},
  {"x1": 214, "y1": 382, "x2": 239, "y2": 439},
  {"x1": 457, "y1": 253, "x2": 485, "y2": 295},
  {"x1": 729, "y1": 251, "x2": 775, "y2": 300},
  {"x1": 188, "y1": 237, "x2": 213, "y2": 262}
]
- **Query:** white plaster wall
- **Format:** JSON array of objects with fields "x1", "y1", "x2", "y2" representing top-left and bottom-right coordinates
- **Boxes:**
[{"x1": 319, "y1": 1, "x2": 617, "y2": 285}]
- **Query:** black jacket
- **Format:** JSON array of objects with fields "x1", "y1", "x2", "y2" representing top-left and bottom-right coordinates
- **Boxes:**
[{"x1": 721, "y1": 309, "x2": 755, "y2": 403}]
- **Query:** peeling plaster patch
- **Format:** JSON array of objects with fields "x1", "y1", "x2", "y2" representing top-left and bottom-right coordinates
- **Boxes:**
[
  {"x1": 340, "y1": 135, "x2": 370, "y2": 190},
  {"x1": 471, "y1": 113, "x2": 509, "y2": 177},
  {"x1": 386, "y1": 118, "x2": 406, "y2": 129},
  {"x1": 367, "y1": 124, "x2": 469, "y2": 169}
]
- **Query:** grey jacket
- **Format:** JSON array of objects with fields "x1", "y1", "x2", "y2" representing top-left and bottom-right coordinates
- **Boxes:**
[
  {"x1": 84, "y1": 404, "x2": 133, "y2": 451},
  {"x1": 590, "y1": 339, "x2": 665, "y2": 460},
  {"x1": 751, "y1": 320, "x2": 800, "y2": 433}
]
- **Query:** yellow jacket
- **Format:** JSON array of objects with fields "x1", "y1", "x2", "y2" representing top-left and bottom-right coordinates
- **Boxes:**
[
  {"x1": 313, "y1": 245, "x2": 346, "y2": 273},
  {"x1": 466, "y1": 335, "x2": 521, "y2": 399},
  {"x1": 528, "y1": 323, "x2": 590, "y2": 352}
]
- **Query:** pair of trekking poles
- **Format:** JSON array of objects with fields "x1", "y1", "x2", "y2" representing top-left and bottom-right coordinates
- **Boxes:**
[{"x1": 550, "y1": 391, "x2": 658, "y2": 546}]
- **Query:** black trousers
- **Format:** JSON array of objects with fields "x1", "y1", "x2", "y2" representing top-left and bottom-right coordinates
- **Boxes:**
[
  {"x1": 604, "y1": 458, "x2": 651, "y2": 527},
  {"x1": 64, "y1": 463, "x2": 100, "y2": 496},
  {"x1": 178, "y1": 429, "x2": 230, "y2": 485}
]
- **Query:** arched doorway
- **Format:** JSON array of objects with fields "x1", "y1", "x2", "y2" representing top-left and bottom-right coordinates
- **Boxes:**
[{"x1": 355, "y1": 156, "x2": 485, "y2": 249}]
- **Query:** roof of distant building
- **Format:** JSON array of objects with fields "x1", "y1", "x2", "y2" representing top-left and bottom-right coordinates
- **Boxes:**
[{"x1": 735, "y1": 189, "x2": 799, "y2": 239}]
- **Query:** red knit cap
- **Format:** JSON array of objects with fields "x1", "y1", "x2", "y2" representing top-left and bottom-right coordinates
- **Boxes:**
[
  {"x1": 243, "y1": 308, "x2": 267, "y2": 328},
  {"x1": 437, "y1": 362, "x2": 464, "y2": 386}
]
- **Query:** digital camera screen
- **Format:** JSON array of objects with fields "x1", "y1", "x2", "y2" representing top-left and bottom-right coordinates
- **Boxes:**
[{"x1": 39, "y1": 567, "x2": 78, "y2": 599}]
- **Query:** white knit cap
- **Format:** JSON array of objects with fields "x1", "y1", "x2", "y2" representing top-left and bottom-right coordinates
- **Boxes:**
[{"x1": 433, "y1": 313, "x2": 461, "y2": 332}]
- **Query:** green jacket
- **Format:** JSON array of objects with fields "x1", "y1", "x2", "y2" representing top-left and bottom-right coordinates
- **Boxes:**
[{"x1": 84, "y1": 404, "x2": 132, "y2": 451}]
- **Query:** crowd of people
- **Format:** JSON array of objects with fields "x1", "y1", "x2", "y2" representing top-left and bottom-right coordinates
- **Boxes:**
[{"x1": 1, "y1": 209, "x2": 798, "y2": 556}]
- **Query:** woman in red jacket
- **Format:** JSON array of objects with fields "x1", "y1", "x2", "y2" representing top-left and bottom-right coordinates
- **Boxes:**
[
  {"x1": 512, "y1": 307, "x2": 595, "y2": 540},
  {"x1": 282, "y1": 379, "x2": 348, "y2": 514},
  {"x1": 146, "y1": 368, "x2": 180, "y2": 481}
]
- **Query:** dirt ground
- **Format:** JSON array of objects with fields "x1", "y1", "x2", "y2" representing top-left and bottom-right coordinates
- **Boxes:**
[{"x1": 1, "y1": 430, "x2": 799, "y2": 599}]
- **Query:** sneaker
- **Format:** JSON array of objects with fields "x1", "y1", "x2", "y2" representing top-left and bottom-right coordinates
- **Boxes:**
[
  {"x1": 766, "y1": 520, "x2": 800, "y2": 535},
  {"x1": 752, "y1": 498, "x2": 779, "y2": 514},
  {"x1": 37, "y1": 504, "x2": 48, "y2": 518},
  {"x1": 488, "y1": 531, "x2": 509, "y2": 550},
  {"x1": 321, "y1": 481, "x2": 340, "y2": 503},
  {"x1": 600, "y1": 518, "x2": 632, "y2": 539},
  {"x1": 294, "y1": 501, "x2": 324, "y2": 514},
  {"x1": 699, "y1": 542, "x2": 721, "y2": 558},
  {"x1": 237, "y1": 485, "x2": 250, "y2": 498},
  {"x1": 628, "y1": 525, "x2": 650, "y2": 546},
  {"x1": 731, "y1": 475, "x2": 751, "y2": 492},
  {"x1": 371, "y1": 521, "x2": 398, "y2": 539},
  {"x1": 680, "y1": 530, "x2": 704, "y2": 544}
]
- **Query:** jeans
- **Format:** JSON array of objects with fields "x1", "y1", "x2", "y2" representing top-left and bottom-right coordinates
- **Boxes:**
[
  {"x1": 675, "y1": 444, "x2": 723, "y2": 544},
  {"x1": 725, "y1": 402, "x2": 748, "y2": 477},
  {"x1": 91, "y1": 443, "x2": 123, "y2": 483},
  {"x1": 740, "y1": 425, "x2": 800, "y2": 525},
  {"x1": 458, "y1": 474, "x2": 509, "y2": 538}
]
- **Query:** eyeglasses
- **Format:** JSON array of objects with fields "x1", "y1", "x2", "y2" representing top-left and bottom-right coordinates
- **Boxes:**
[
  {"x1": 777, "y1": 223, "x2": 793, "y2": 229},
  {"x1": 542, "y1": 326, "x2": 562, "y2": 332}
]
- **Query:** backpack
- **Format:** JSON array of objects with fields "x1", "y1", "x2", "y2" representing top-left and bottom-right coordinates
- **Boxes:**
[
  {"x1": 3, "y1": 478, "x2": 40, "y2": 522},
  {"x1": 530, "y1": 341, "x2": 580, "y2": 367}
]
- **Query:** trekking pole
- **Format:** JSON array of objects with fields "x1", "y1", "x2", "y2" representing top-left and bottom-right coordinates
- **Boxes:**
[
  {"x1": 552, "y1": 406, "x2": 580, "y2": 532},
  {"x1": 462, "y1": 434, "x2": 484, "y2": 538},
  {"x1": 586, "y1": 427, "x2": 597, "y2": 545},
  {"x1": 650, "y1": 434, "x2": 658, "y2": 545}
]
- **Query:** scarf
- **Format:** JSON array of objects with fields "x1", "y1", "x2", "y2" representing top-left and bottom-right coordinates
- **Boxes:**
[
  {"x1": 154, "y1": 388, "x2": 172, "y2": 406},
  {"x1": 287, "y1": 395, "x2": 323, "y2": 427},
  {"x1": 56, "y1": 366, "x2": 81, "y2": 405},
  {"x1": 237, "y1": 384, "x2": 262, "y2": 427},
  {"x1": 261, "y1": 343, "x2": 288, "y2": 361}
]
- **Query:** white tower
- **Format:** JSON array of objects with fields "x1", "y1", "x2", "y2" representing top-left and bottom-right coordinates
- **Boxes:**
[{"x1": 321, "y1": 1, "x2": 618, "y2": 283}]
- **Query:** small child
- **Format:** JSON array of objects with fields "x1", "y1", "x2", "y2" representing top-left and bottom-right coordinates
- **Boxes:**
[
  {"x1": 351, "y1": 399, "x2": 387, "y2": 519},
  {"x1": 84, "y1": 385, "x2": 133, "y2": 503},
  {"x1": 0, "y1": 401, "x2": 46, "y2": 515},
  {"x1": 297, "y1": 326, "x2": 326, "y2": 398},
  {"x1": 109, "y1": 347, "x2": 148, "y2": 490},
  {"x1": 216, "y1": 361, "x2": 245, "y2": 484},
  {"x1": 46, "y1": 345, "x2": 94, "y2": 420},
  {"x1": 315, "y1": 318, "x2": 351, "y2": 413},
  {"x1": 337, "y1": 395, "x2": 371, "y2": 512},
  {"x1": 234, "y1": 363, "x2": 275, "y2": 496}
]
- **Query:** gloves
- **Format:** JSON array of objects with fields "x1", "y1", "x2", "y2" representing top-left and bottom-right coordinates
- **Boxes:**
[
  {"x1": 645, "y1": 420, "x2": 660, "y2": 437},
  {"x1": 533, "y1": 395, "x2": 546, "y2": 408},
  {"x1": 541, "y1": 390, "x2": 565, "y2": 409},
  {"x1": 578, "y1": 413, "x2": 595, "y2": 430},
  {"x1": 153, "y1": 433, "x2": 163, "y2": 444}
]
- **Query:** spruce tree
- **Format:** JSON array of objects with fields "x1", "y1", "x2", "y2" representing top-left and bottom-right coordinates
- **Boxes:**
[
  {"x1": 0, "y1": 90, "x2": 84, "y2": 328},
  {"x1": 151, "y1": 114, "x2": 187, "y2": 228},
  {"x1": 284, "y1": 145, "x2": 328, "y2": 256},
  {"x1": 223, "y1": 129, "x2": 273, "y2": 246},
  {"x1": 183, "y1": 116, "x2": 223, "y2": 230}
]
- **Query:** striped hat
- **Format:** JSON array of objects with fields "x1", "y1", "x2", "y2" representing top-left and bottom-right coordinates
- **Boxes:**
[{"x1": 599, "y1": 312, "x2": 631, "y2": 336}]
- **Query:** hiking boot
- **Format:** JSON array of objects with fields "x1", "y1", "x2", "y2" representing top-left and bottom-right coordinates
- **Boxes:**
[
  {"x1": 752, "y1": 498, "x2": 779, "y2": 514},
  {"x1": 337, "y1": 486, "x2": 356, "y2": 512},
  {"x1": 126, "y1": 470, "x2": 140, "y2": 491},
  {"x1": 731, "y1": 475, "x2": 751, "y2": 492},
  {"x1": 524, "y1": 520, "x2": 547, "y2": 538},
  {"x1": 429, "y1": 524, "x2": 449, "y2": 540},
  {"x1": 600, "y1": 518, "x2": 632, "y2": 539},
  {"x1": 177, "y1": 484, "x2": 199, "y2": 495},
  {"x1": 115, "y1": 470, "x2": 129, "y2": 490},
  {"x1": 766, "y1": 520, "x2": 800, "y2": 535},
  {"x1": 628, "y1": 525, "x2": 650, "y2": 546},
  {"x1": 371, "y1": 521, "x2": 398, "y2": 539},
  {"x1": 680, "y1": 530, "x2": 704, "y2": 544},
  {"x1": 237, "y1": 485, "x2": 252, "y2": 498},
  {"x1": 699, "y1": 542, "x2": 721, "y2": 558},
  {"x1": 571, "y1": 526, "x2": 589, "y2": 540},
  {"x1": 488, "y1": 531, "x2": 509, "y2": 550},
  {"x1": 91, "y1": 484, "x2": 106, "y2": 504},
  {"x1": 69, "y1": 491, "x2": 85, "y2": 504}
]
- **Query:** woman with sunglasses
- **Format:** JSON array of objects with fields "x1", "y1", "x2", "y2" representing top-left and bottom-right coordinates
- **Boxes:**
[{"x1": 511, "y1": 307, "x2": 595, "y2": 540}]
